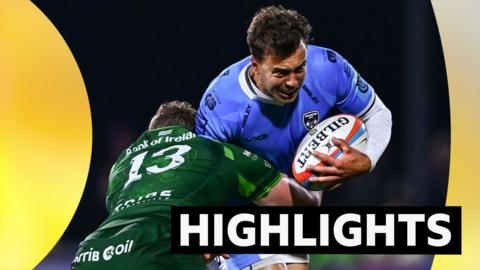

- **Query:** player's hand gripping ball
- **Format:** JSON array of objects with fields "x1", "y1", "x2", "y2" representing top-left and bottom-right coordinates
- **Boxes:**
[{"x1": 292, "y1": 114, "x2": 368, "y2": 190}]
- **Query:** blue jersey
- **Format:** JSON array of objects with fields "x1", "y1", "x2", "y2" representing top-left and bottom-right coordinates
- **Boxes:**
[{"x1": 196, "y1": 45, "x2": 375, "y2": 176}]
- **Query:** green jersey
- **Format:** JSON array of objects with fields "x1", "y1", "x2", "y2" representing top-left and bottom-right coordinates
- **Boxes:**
[
  {"x1": 72, "y1": 126, "x2": 281, "y2": 270},
  {"x1": 101, "y1": 126, "x2": 281, "y2": 229}
]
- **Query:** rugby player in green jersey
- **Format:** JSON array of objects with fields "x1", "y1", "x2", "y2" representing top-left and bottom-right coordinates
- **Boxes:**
[{"x1": 71, "y1": 101, "x2": 320, "y2": 270}]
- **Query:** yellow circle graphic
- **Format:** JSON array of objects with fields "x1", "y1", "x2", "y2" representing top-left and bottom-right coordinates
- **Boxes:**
[
  {"x1": 0, "y1": 1, "x2": 91, "y2": 269},
  {"x1": 432, "y1": 1, "x2": 480, "y2": 269}
]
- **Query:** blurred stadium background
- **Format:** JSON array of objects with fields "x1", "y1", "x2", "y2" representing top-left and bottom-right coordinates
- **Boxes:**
[{"x1": 33, "y1": 1, "x2": 449, "y2": 269}]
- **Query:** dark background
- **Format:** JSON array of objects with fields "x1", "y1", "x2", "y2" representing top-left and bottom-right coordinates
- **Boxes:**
[{"x1": 33, "y1": 1, "x2": 450, "y2": 269}]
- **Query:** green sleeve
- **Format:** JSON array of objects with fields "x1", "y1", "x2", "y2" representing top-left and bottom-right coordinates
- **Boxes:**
[{"x1": 223, "y1": 143, "x2": 282, "y2": 201}]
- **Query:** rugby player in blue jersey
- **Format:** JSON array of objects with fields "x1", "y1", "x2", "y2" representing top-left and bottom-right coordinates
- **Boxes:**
[{"x1": 196, "y1": 5, "x2": 392, "y2": 270}]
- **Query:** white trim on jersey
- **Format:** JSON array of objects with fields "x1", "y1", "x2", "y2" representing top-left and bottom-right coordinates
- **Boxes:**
[{"x1": 238, "y1": 64, "x2": 255, "y2": 99}]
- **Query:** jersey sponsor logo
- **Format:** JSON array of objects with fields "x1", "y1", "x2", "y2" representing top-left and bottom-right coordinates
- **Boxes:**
[
  {"x1": 125, "y1": 132, "x2": 195, "y2": 156},
  {"x1": 302, "y1": 85, "x2": 319, "y2": 104},
  {"x1": 72, "y1": 240, "x2": 134, "y2": 264},
  {"x1": 220, "y1": 69, "x2": 230, "y2": 77},
  {"x1": 343, "y1": 63, "x2": 352, "y2": 77},
  {"x1": 327, "y1": 50, "x2": 337, "y2": 63},
  {"x1": 113, "y1": 190, "x2": 172, "y2": 214},
  {"x1": 244, "y1": 133, "x2": 268, "y2": 142},
  {"x1": 356, "y1": 74, "x2": 369, "y2": 93},
  {"x1": 205, "y1": 93, "x2": 217, "y2": 110},
  {"x1": 102, "y1": 240, "x2": 134, "y2": 261},
  {"x1": 241, "y1": 105, "x2": 252, "y2": 128},
  {"x1": 264, "y1": 160, "x2": 272, "y2": 168},
  {"x1": 303, "y1": 111, "x2": 320, "y2": 130},
  {"x1": 125, "y1": 139, "x2": 150, "y2": 156},
  {"x1": 242, "y1": 149, "x2": 259, "y2": 160},
  {"x1": 242, "y1": 150, "x2": 252, "y2": 157},
  {"x1": 196, "y1": 113, "x2": 208, "y2": 135}
]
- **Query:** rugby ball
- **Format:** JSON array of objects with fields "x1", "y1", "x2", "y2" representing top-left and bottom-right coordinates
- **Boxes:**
[{"x1": 292, "y1": 114, "x2": 368, "y2": 190}]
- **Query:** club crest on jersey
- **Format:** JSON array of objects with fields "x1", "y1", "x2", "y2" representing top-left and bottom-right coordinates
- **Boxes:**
[{"x1": 303, "y1": 111, "x2": 319, "y2": 130}]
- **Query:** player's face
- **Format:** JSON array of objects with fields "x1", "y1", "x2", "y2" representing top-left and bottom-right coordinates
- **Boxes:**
[{"x1": 252, "y1": 43, "x2": 307, "y2": 104}]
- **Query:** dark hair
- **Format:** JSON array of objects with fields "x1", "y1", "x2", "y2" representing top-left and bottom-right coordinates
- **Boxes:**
[
  {"x1": 148, "y1": 101, "x2": 197, "y2": 131},
  {"x1": 247, "y1": 5, "x2": 311, "y2": 61}
]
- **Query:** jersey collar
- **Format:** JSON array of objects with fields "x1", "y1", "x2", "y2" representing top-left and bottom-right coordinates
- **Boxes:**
[{"x1": 238, "y1": 64, "x2": 283, "y2": 105}]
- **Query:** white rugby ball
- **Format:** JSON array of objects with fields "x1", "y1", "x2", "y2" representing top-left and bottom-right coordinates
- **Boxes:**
[{"x1": 292, "y1": 114, "x2": 368, "y2": 190}]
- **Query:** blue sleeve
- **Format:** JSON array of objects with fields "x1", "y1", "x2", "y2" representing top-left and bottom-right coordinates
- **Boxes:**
[
  {"x1": 195, "y1": 82, "x2": 241, "y2": 142},
  {"x1": 334, "y1": 51, "x2": 375, "y2": 116}
]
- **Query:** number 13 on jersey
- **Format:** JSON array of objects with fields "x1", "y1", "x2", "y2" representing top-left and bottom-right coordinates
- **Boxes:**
[{"x1": 124, "y1": 145, "x2": 191, "y2": 189}]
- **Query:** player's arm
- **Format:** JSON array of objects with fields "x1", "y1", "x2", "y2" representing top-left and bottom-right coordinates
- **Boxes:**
[
  {"x1": 309, "y1": 51, "x2": 392, "y2": 185},
  {"x1": 226, "y1": 143, "x2": 321, "y2": 206},
  {"x1": 257, "y1": 174, "x2": 322, "y2": 206},
  {"x1": 336, "y1": 52, "x2": 392, "y2": 171},
  {"x1": 357, "y1": 95, "x2": 392, "y2": 171}
]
